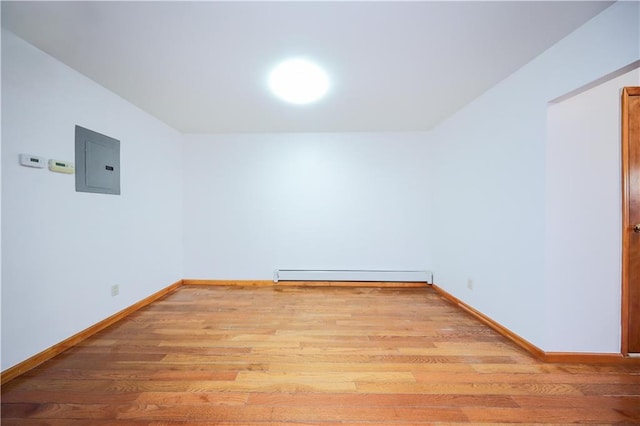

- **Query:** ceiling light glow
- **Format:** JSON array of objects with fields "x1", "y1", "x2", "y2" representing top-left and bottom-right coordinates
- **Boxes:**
[{"x1": 268, "y1": 58, "x2": 330, "y2": 105}]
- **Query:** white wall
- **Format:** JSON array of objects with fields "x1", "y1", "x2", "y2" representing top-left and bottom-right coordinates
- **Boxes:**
[
  {"x1": 1, "y1": 30, "x2": 184, "y2": 370},
  {"x1": 429, "y1": 1, "x2": 639, "y2": 350},
  {"x1": 545, "y1": 67, "x2": 640, "y2": 353},
  {"x1": 0, "y1": 17, "x2": 4, "y2": 371},
  {"x1": 183, "y1": 132, "x2": 432, "y2": 279}
]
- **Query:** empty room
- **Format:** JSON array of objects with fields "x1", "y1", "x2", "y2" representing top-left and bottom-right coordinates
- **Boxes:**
[{"x1": 2, "y1": 1, "x2": 640, "y2": 424}]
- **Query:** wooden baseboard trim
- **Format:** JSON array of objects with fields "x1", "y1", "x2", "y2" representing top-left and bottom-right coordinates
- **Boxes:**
[
  {"x1": 430, "y1": 284, "x2": 640, "y2": 364},
  {"x1": 183, "y1": 279, "x2": 274, "y2": 286},
  {"x1": 544, "y1": 352, "x2": 640, "y2": 364},
  {"x1": 1, "y1": 280, "x2": 183, "y2": 385},
  {"x1": 183, "y1": 280, "x2": 428, "y2": 288},
  {"x1": 430, "y1": 284, "x2": 546, "y2": 360}
]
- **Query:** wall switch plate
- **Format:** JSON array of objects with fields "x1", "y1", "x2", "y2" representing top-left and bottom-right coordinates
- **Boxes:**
[
  {"x1": 48, "y1": 159, "x2": 75, "y2": 174},
  {"x1": 19, "y1": 154, "x2": 46, "y2": 168}
]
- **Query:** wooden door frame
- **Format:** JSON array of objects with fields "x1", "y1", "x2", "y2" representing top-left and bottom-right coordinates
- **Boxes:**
[{"x1": 621, "y1": 86, "x2": 640, "y2": 355}]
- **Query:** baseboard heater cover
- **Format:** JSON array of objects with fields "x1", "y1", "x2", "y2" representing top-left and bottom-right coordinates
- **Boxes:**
[{"x1": 273, "y1": 269, "x2": 433, "y2": 284}]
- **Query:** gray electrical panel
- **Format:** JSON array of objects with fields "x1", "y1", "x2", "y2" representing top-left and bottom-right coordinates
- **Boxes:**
[{"x1": 75, "y1": 125, "x2": 120, "y2": 195}]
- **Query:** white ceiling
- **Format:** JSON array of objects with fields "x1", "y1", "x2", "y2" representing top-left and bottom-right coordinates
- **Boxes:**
[{"x1": 2, "y1": 1, "x2": 613, "y2": 134}]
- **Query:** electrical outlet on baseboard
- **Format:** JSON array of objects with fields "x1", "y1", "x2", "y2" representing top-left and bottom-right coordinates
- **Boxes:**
[
  {"x1": 111, "y1": 284, "x2": 119, "y2": 297},
  {"x1": 467, "y1": 279, "x2": 473, "y2": 290}
]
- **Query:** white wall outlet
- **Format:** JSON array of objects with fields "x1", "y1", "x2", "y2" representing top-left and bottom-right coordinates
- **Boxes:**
[
  {"x1": 467, "y1": 279, "x2": 473, "y2": 290},
  {"x1": 111, "y1": 284, "x2": 119, "y2": 297}
]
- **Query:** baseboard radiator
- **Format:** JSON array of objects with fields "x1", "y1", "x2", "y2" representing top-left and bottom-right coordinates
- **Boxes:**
[{"x1": 273, "y1": 269, "x2": 433, "y2": 284}]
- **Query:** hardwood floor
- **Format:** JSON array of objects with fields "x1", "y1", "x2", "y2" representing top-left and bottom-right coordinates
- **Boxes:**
[{"x1": 2, "y1": 285, "x2": 640, "y2": 425}]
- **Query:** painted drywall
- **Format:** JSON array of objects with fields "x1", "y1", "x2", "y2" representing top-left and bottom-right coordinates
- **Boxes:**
[
  {"x1": 183, "y1": 132, "x2": 432, "y2": 279},
  {"x1": 1, "y1": 30, "x2": 184, "y2": 370},
  {"x1": 429, "y1": 1, "x2": 639, "y2": 351},
  {"x1": 0, "y1": 20, "x2": 3, "y2": 371},
  {"x1": 545, "y1": 67, "x2": 640, "y2": 352}
]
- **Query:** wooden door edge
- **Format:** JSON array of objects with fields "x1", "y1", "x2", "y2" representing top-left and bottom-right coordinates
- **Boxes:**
[
  {"x1": 620, "y1": 87, "x2": 640, "y2": 354},
  {"x1": 621, "y1": 87, "x2": 631, "y2": 355}
]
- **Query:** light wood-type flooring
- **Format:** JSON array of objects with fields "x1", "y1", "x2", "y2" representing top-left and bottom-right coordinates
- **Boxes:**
[{"x1": 2, "y1": 285, "x2": 640, "y2": 425}]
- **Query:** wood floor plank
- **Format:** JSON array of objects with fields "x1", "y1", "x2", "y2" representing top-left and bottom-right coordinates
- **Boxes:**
[
  {"x1": 3, "y1": 285, "x2": 640, "y2": 424},
  {"x1": 510, "y1": 394, "x2": 640, "y2": 409},
  {"x1": 462, "y1": 406, "x2": 640, "y2": 424},
  {"x1": 246, "y1": 392, "x2": 520, "y2": 408},
  {"x1": 412, "y1": 371, "x2": 640, "y2": 384},
  {"x1": 235, "y1": 370, "x2": 416, "y2": 383},
  {"x1": 18, "y1": 368, "x2": 239, "y2": 381},
  {"x1": 355, "y1": 381, "x2": 583, "y2": 395},
  {"x1": 265, "y1": 361, "x2": 477, "y2": 373},
  {"x1": 134, "y1": 392, "x2": 250, "y2": 405},
  {"x1": 0, "y1": 390, "x2": 141, "y2": 405},
  {"x1": 116, "y1": 404, "x2": 468, "y2": 423}
]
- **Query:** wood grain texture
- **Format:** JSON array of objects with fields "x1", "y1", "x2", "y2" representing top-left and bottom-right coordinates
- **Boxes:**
[
  {"x1": 622, "y1": 86, "x2": 640, "y2": 354},
  {"x1": 2, "y1": 285, "x2": 639, "y2": 425},
  {"x1": 430, "y1": 284, "x2": 546, "y2": 360},
  {"x1": 0, "y1": 280, "x2": 183, "y2": 385},
  {"x1": 182, "y1": 279, "x2": 274, "y2": 286}
]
